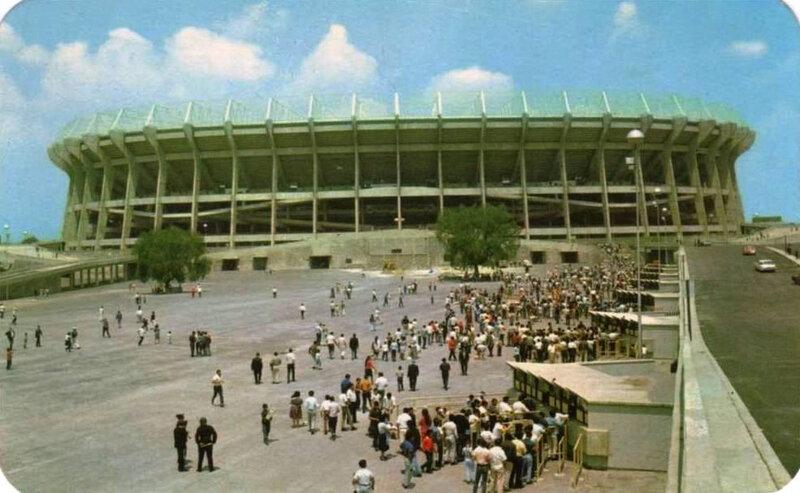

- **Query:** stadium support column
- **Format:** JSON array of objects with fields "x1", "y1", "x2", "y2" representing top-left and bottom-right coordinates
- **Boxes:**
[
  {"x1": 727, "y1": 131, "x2": 754, "y2": 231},
  {"x1": 144, "y1": 127, "x2": 168, "y2": 232},
  {"x1": 437, "y1": 93, "x2": 444, "y2": 216},
  {"x1": 111, "y1": 132, "x2": 138, "y2": 251},
  {"x1": 92, "y1": 146, "x2": 114, "y2": 250},
  {"x1": 662, "y1": 117, "x2": 687, "y2": 241},
  {"x1": 49, "y1": 145, "x2": 81, "y2": 245},
  {"x1": 309, "y1": 120, "x2": 319, "y2": 238},
  {"x1": 558, "y1": 105, "x2": 573, "y2": 240},
  {"x1": 590, "y1": 114, "x2": 612, "y2": 242},
  {"x1": 266, "y1": 107, "x2": 278, "y2": 246},
  {"x1": 518, "y1": 95, "x2": 530, "y2": 239},
  {"x1": 185, "y1": 125, "x2": 201, "y2": 234},
  {"x1": 719, "y1": 128, "x2": 746, "y2": 233},
  {"x1": 352, "y1": 94, "x2": 360, "y2": 233},
  {"x1": 479, "y1": 91, "x2": 487, "y2": 207},
  {"x1": 706, "y1": 126, "x2": 730, "y2": 235},
  {"x1": 394, "y1": 93, "x2": 402, "y2": 231},
  {"x1": 68, "y1": 147, "x2": 94, "y2": 249},
  {"x1": 224, "y1": 119, "x2": 239, "y2": 248},
  {"x1": 689, "y1": 122, "x2": 712, "y2": 236}
]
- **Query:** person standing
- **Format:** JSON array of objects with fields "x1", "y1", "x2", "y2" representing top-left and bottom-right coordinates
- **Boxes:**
[
  {"x1": 137, "y1": 326, "x2": 145, "y2": 346},
  {"x1": 5, "y1": 347, "x2": 12, "y2": 370},
  {"x1": 174, "y1": 414, "x2": 189, "y2": 472},
  {"x1": 34, "y1": 325, "x2": 42, "y2": 347},
  {"x1": 101, "y1": 318, "x2": 111, "y2": 338},
  {"x1": 261, "y1": 404, "x2": 274, "y2": 444},
  {"x1": 304, "y1": 390, "x2": 320, "y2": 434},
  {"x1": 471, "y1": 439, "x2": 491, "y2": 492},
  {"x1": 299, "y1": 303, "x2": 306, "y2": 320},
  {"x1": 211, "y1": 369, "x2": 224, "y2": 407},
  {"x1": 195, "y1": 417, "x2": 217, "y2": 472},
  {"x1": 286, "y1": 348, "x2": 296, "y2": 383},
  {"x1": 488, "y1": 439, "x2": 507, "y2": 493},
  {"x1": 349, "y1": 334, "x2": 360, "y2": 360},
  {"x1": 189, "y1": 331, "x2": 197, "y2": 357},
  {"x1": 396, "y1": 366, "x2": 404, "y2": 392},
  {"x1": 407, "y1": 361, "x2": 420, "y2": 391},
  {"x1": 352, "y1": 459, "x2": 375, "y2": 493},
  {"x1": 5, "y1": 327, "x2": 15, "y2": 350},
  {"x1": 115, "y1": 309, "x2": 123, "y2": 329},
  {"x1": 327, "y1": 395, "x2": 341, "y2": 441},
  {"x1": 272, "y1": 287, "x2": 277, "y2": 299},
  {"x1": 251, "y1": 353, "x2": 263, "y2": 384},
  {"x1": 269, "y1": 352, "x2": 282, "y2": 384},
  {"x1": 439, "y1": 358, "x2": 451, "y2": 390},
  {"x1": 401, "y1": 431, "x2": 417, "y2": 489}
]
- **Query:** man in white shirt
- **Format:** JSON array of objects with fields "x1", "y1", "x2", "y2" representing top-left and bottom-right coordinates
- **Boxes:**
[
  {"x1": 304, "y1": 390, "x2": 320, "y2": 434},
  {"x1": 326, "y1": 395, "x2": 341, "y2": 440},
  {"x1": 442, "y1": 417, "x2": 458, "y2": 465},
  {"x1": 511, "y1": 400, "x2": 530, "y2": 415},
  {"x1": 489, "y1": 442, "x2": 508, "y2": 491},
  {"x1": 285, "y1": 349, "x2": 296, "y2": 383},
  {"x1": 211, "y1": 369, "x2": 224, "y2": 407},
  {"x1": 374, "y1": 372, "x2": 389, "y2": 398},
  {"x1": 397, "y1": 408, "x2": 412, "y2": 438},
  {"x1": 498, "y1": 397, "x2": 513, "y2": 416},
  {"x1": 339, "y1": 393, "x2": 351, "y2": 431},
  {"x1": 352, "y1": 459, "x2": 375, "y2": 493}
]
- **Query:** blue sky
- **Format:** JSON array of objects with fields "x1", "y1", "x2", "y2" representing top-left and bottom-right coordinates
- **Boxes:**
[{"x1": 0, "y1": 0, "x2": 798, "y2": 240}]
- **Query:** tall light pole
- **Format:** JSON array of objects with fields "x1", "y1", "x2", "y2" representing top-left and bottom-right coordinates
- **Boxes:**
[{"x1": 627, "y1": 128, "x2": 645, "y2": 359}]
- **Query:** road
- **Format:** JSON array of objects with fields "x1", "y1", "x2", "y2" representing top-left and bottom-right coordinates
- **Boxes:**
[{"x1": 687, "y1": 245, "x2": 800, "y2": 477}]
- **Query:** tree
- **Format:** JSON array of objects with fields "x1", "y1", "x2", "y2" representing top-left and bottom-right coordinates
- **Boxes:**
[
  {"x1": 134, "y1": 227, "x2": 210, "y2": 289},
  {"x1": 435, "y1": 205, "x2": 520, "y2": 277},
  {"x1": 21, "y1": 235, "x2": 39, "y2": 244}
]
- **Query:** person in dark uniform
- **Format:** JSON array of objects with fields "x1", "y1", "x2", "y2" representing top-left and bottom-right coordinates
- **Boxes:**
[
  {"x1": 251, "y1": 353, "x2": 263, "y2": 384},
  {"x1": 101, "y1": 318, "x2": 111, "y2": 338},
  {"x1": 439, "y1": 358, "x2": 451, "y2": 390},
  {"x1": 195, "y1": 417, "x2": 217, "y2": 472},
  {"x1": 189, "y1": 331, "x2": 196, "y2": 358},
  {"x1": 174, "y1": 414, "x2": 189, "y2": 471},
  {"x1": 34, "y1": 325, "x2": 42, "y2": 347},
  {"x1": 407, "y1": 361, "x2": 420, "y2": 391}
]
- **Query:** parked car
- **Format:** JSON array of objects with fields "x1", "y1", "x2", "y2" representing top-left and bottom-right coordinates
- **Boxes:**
[
  {"x1": 754, "y1": 259, "x2": 777, "y2": 272},
  {"x1": 742, "y1": 245, "x2": 756, "y2": 255}
]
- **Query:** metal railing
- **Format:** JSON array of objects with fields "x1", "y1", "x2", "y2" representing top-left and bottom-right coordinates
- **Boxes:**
[{"x1": 572, "y1": 433, "x2": 584, "y2": 487}]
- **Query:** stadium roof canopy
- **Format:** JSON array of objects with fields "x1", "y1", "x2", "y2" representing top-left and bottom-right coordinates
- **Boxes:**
[{"x1": 58, "y1": 89, "x2": 748, "y2": 139}]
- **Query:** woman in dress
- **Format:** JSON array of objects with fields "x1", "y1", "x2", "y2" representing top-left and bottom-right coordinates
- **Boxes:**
[{"x1": 289, "y1": 390, "x2": 303, "y2": 428}]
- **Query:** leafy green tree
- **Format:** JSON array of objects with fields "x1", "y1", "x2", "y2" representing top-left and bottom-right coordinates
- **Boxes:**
[
  {"x1": 435, "y1": 205, "x2": 520, "y2": 277},
  {"x1": 21, "y1": 235, "x2": 39, "y2": 244},
  {"x1": 134, "y1": 227, "x2": 210, "y2": 289}
]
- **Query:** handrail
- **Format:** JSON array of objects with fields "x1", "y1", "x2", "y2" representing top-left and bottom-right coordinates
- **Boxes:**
[{"x1": 572, "y1": 433, "x2": 584, "y2": 487}]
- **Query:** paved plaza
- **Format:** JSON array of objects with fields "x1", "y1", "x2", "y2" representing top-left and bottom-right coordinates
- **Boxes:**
[{"x1": 0, "y1": 267, "x2": 664, "y2": 492}]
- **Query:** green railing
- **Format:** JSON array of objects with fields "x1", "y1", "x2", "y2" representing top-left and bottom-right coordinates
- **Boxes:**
[{"x1": 58, "y1": 89, "x2": 749, "y2": 139}]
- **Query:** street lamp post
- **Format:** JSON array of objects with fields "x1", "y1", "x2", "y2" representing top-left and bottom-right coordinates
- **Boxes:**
[{"x1": 627, "y1": 129, "x2": 645, "y2": 359}]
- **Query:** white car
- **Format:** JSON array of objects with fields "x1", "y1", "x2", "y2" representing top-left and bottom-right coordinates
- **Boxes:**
[{"x1": 754, "y1": 259, "x2": 776, "y2": 272}]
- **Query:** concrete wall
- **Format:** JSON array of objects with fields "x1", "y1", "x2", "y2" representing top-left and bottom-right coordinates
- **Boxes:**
[
  {"x1": 586, "y1": 402, "x2": 673, "y2": 471},
  {"x1": 642, "y1": 325, "x2": 679, "y2": 360},
  {"x1": 207, "y1": 232, "x2": 605, "y2": 272}
]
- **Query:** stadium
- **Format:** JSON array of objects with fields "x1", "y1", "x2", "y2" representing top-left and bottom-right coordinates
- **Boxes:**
[{"x1": 47, "y1": 89, "x2": 754, "y2": 251}]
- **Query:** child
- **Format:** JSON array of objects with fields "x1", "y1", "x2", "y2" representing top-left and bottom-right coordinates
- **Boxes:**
[
  {"x1": 462, "y1": 443, "x2": 475, "y2": 484},
  {"x1": 396, "y1": 366, "x2": 404, "y2": 392}
]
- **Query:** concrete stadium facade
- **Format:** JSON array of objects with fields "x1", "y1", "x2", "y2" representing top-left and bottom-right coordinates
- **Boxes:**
[{"x1": 47, "y1": 90, "x2": 755, "y2": 251}]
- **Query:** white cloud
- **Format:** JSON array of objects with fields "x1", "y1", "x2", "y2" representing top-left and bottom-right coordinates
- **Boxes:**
[
  {"x1": 614, "y1": 2, "x2": 637, "y2": 28},
  {"x1": 612, "y1": 1, "x2": 643, "y2": 38},
  {"x1": 215, "y1": 1, "x2": 289, "y2": 40},
  {"x1": 0, "y1": 23, "x2": 50, "y2": 65},
  {"x1": 430, "y1": 66, "x2": 513, "y2": 91},
  {"x1": 729, "y1": 40, "x2": 768, "y2": 58},
  {"x1": 42, "y1": 27, "x2": 164, "y2": 103},
  {"x1": 166, "y1": 27, "x2": 275, "y2": 80},
  {"x1": 293, "y1": 24, "x2": 378, "y2": 92}
]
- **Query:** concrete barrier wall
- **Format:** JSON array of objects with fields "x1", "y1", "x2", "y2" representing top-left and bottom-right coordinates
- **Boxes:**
[{"x1": 589, "y1": 402, "x2": 673, "y2": 471}]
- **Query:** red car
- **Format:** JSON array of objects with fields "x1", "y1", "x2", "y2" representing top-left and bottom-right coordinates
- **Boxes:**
[{"x1": 743, "y1": 245, "x2": 756, "y2": 255}]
